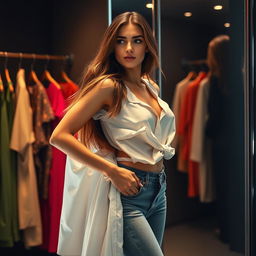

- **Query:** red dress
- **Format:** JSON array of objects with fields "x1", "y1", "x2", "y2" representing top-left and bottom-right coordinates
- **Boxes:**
[{"x1": 41, "y1": 82, "x2": 67, "y2": 253}]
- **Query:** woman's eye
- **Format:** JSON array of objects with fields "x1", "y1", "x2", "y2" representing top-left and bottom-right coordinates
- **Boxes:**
[
  {"x1": 134, "y1": 39, "x2": 142, "y2": 44},
  {"x1": 117, "y1": 39, "x2": 125, "y2": 44}
]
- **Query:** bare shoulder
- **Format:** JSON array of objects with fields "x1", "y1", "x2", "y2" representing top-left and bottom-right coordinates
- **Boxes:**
[
  {"x1": 77, "y1": 78, "x2": 116, "y2": 108},
  {"x1": 89, "y1": 78, "x2": 116, "y2": 100},
  {"x1": 99, "y1": 78, "x2": 116, "y2": 89},
  {"x1": 94, "y1": 78, "x2": 116, "y2": 107},
  {"x1": 95, "y1": 78, "x2": 116, "y2": 93}
]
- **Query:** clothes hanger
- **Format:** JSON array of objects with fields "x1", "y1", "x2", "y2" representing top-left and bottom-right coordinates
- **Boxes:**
[
  {"x1": 4, "y1": 52, "x2": 14, "y2": 93},
  {"x1": 61, "y1": 70, "x2": 75, "y2": 84},
  {"x1": 60, "y1": 57, "x2": 76, "y2": 86},
  {"x1": 0, "y1": 74, "x2": 4, "y2": 92},
  {"x1": 186, "y1": 71, "x2": 197, "y2": 81},
  {"x1": 27, "y1": 54, "x2": 41, "y2": 85},
  {"x1": 41, "y1": 55, "x2": 61, "y2": 89}
]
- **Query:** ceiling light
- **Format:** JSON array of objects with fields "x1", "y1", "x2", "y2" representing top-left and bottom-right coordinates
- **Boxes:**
[
  {"x1": 224, "y1": 23, "x2": 231, "y2": 27},
  {"x1": 146, "y1": 3, "x2": 153, "y2": 9},
  {"x1": 184, "y1": 12, "x2": 192, "y2": 17},
  {"x1": 214, "y1": 5, "x2": 223, "y2": 10}
]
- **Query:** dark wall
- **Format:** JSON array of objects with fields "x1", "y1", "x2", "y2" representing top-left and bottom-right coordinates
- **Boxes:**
[
  {"x1": 161, "y1": 17, "x2": 226, "y2": 226},
  {"x1": 51, "y1": 0, "x2": 108, "y2": 83},
  {"x1": 0, "y1": 1, "x2": 53, "y2": 53},
  {"x1": 0, "y1": 0, "x2": 108, "y2": 85},
  {"x1": 0, "y1": 1, "x2": 53, "y2": 83}
]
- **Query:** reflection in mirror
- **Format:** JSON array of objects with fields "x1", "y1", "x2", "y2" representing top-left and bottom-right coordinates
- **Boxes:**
[{"x1": 161, "y1": 0, "x2": 245, "y2": 256}]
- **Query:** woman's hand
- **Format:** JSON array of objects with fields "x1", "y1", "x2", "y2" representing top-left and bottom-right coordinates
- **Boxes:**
[{"x1": 109, "y1": 167, "x2": 143, "y2": 196}]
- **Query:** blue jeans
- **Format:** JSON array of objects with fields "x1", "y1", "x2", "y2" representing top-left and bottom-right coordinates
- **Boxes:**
[{"x1": 118, "y1": 163, "x2": 167, "y2": 256}]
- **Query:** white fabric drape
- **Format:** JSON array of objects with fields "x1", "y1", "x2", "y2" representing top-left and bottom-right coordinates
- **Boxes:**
[{"x1": 57, "y1": 151, "x2": 123, "y2": 256}]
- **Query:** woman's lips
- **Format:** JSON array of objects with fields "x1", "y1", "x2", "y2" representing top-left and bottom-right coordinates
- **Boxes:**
[{"x1": 124, "y1": 56, "x2": 136, "y2": 61}]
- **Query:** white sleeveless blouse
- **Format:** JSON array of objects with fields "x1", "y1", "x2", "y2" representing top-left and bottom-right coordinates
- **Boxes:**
[{"x1": 93, "y1": 79, "x2": 176, "y2": 164}]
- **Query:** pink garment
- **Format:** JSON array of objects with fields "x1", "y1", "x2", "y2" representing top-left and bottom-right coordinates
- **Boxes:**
[{"x1": 41, "y1": 82, "x2": 67, "y2": 253}]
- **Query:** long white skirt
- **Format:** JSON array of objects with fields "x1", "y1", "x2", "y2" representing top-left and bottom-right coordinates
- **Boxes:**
[{"x1": 57, "y1": 152, "x2": 123, "y2": 256}]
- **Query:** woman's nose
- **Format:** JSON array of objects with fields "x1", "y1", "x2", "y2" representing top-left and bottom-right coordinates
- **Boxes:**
[{"x1": 126, "y1": 42, "x2": 133, "y2": 53}]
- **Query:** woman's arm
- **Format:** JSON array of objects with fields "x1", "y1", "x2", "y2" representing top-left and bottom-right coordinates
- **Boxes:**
[{"x1": 50, "y1": 79, "x2": 142, "y2": 195}]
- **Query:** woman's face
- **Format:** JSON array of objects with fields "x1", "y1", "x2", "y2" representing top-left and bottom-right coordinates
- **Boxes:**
[{"x1": 114, "y1": 23, "x2": 147, "y2": 71}]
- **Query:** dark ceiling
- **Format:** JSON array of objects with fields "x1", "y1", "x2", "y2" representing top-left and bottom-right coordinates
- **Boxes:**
[{"x1": 112, "y1": 0, "x2": 230, "y2": 29}]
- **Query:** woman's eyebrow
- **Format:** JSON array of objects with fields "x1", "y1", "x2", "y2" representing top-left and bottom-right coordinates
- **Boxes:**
[{"x1": 117, "y1": 35, "x2": 144, "y2": 39}]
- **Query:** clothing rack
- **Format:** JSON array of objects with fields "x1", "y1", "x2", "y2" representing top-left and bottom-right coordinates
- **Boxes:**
[
  {"x1": 0, "y1": 51, "x2": 74, "y2": 71},
  {"x1": 181, "y1": 59, "x2": 207, "y2": 66},
  {"x1": 181, "y1": 59, "x2": 208, "y2": 73},
  {"x1": 0, "y1": 51, "x2": 72, "y2": 61}
]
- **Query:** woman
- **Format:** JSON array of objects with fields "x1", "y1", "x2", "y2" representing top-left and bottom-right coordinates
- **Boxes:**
[
  {"x1": 50, "y1": 12, "x2": 175, "y2": 256},
  {"x1": 205, "y1": 35, "x2": 230, "y2": 243}
]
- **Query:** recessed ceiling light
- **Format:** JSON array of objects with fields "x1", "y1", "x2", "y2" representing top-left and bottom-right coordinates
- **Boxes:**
[
  {"x1": 146, "y1": 3, "x2": 153, "y2": 9},
  {"x1": 214, "y1": 5, "x2": 223, "y2": 10},
  {"x1": 224, "y1": 23, "x2": 231, "y2": 27},
  {"x1": 184, "y1": 12, "x2": 192, "y2": 17}
]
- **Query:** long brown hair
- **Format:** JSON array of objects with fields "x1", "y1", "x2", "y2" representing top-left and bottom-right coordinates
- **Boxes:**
[
  {"x1": 67, "y1": 12, "x2": 160, "y2": 151},
  {"x1": 207, "y1": 35, "x2": 230, "y2": 92}
]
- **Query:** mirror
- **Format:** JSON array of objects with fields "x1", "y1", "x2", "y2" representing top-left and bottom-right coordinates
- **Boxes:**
[
  {"x1": 161, "y1": 0, "x2": 245, "y2": 255},
  {"x1": 110, "y1": 0, "x2": 248, "y2": 255}
]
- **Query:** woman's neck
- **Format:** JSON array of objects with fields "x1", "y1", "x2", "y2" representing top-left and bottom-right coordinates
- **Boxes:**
[{"x1": 122, "y1": 67, "x2": 141, "y2": 84}]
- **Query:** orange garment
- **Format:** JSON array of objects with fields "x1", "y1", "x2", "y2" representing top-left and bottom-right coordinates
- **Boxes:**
[
  {"x1": 177, "y1": 72, "x2": 207, "y2": 197},
  {"x1": 172, "y1": 75, "x2": 194, "y2": 172}
]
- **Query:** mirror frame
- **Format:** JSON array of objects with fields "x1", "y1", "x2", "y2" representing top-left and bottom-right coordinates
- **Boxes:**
[
  {"x1": 152, "y1": 0, "x2": 162, "y2": 97},
  {"x1": 245, "y1": 0, "x2": 255, "y2": 255}
]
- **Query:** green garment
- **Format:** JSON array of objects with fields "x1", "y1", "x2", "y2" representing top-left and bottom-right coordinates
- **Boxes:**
[{"x1": 0, "y1": 85, "x2": 20, "y2": 247}]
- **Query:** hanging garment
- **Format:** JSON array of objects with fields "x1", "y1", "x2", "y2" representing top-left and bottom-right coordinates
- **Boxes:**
[
  {"x1": 41, "y1": 82, "x2": 67, "y2": 253},
  {"x1": 5, "y1": 82, "x2": 20, "y2": 244},
  {"x1": 172, "y1": 74, "x2": 195, "y2": 172},
  {"x1": 27, "y1": 81, "x2": 55, "y2": 199},
  {"x1": 190, "y1": 77, "x2": 216, "y2": 202},
  {"x1": 9, "y1": 69, "x2": 42, "y2": 246},
  {"x1": 59, "y1": 81, "x2": 79, "y2": 99},
  {"x1": 177, "y1": 71, "x2": 207, "y2": 197},
  {"x1": 57, "y1": 152, "x2": 123, "y2": 256},
  {"x1": 0, "y1": 84, "x2": 20, "y2": 247}
]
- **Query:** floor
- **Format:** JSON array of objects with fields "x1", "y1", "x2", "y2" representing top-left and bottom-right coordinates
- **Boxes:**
[
  {"x1": 0, "y1": 217, "x2": 244, "y2": 256},
  {"x1": 163, "y1": 217, "x2": 244, "y2": 256}
]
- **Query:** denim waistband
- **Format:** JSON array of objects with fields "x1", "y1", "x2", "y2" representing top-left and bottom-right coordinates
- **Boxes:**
[{"x1": 117, "y1": 163, "x2": 166, "y2": 185}]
